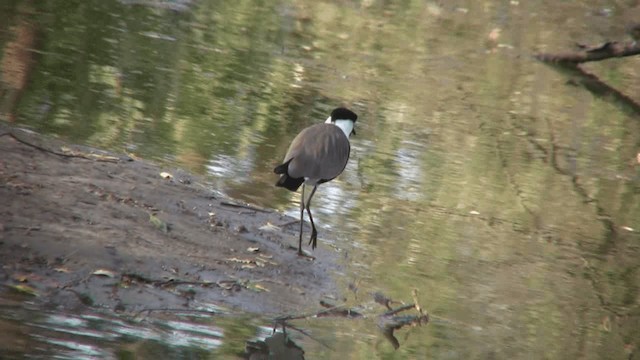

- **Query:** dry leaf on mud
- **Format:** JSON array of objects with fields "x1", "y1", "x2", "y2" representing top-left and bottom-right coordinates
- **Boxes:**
[
  {"x1": 92, "y1": 269, "x2": 116, "y2": 278},
  {"x1": 10, "y1": 284, "x2": 38, "y2": 296},
  {"x1": 149, "y1": 213, "x2": 169, "y2": 233},
  {"x1": 247, "y1": 282, "x2": 269, "y2": 292},
  {"x1": 160, "y1": 172, "x2": 173, "y2": 179}
]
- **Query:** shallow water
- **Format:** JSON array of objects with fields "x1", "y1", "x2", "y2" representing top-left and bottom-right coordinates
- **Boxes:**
[{"x1": 2, "y1": 0, "x2": 640, "y2": 358}]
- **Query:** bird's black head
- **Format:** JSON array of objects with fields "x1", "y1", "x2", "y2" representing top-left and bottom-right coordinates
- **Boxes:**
[
  {"x1": 328, "y1": 107, "x2": 358, "y2": 136},
  {"x1": 330, "y1": 107, "x2": 358, "y2": 123}
]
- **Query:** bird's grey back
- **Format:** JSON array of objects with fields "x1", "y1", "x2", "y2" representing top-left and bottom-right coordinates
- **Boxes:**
[{"x1": 284, "y1": 123, "x2": 351, "y2": 182}]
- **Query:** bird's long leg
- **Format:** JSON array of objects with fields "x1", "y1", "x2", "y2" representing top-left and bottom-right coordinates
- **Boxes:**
[
  {"x1": 298, "y1": 184, "x2": 306, "y2": 255},
  {"x1": 305, "y1": 185, "x2": 318, "y2": 249}
]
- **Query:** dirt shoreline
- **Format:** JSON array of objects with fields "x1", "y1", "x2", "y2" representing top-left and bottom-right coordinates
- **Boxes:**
[{"x1": 0, "y1": 124, "x2": 341, "y2": 316}]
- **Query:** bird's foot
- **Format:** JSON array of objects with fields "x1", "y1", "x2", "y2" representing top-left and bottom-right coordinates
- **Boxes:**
[{"x1": 308, "y1": 230, "x2": 318, "y2": 249}]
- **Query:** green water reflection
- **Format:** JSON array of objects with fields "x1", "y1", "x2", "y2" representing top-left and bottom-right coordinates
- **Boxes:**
[{"x1": 2, "y1": 0, "x2": 640, "y2": 358}]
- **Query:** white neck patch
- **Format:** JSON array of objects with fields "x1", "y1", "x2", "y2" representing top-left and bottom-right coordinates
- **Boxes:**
[{"x1": 326, "y1": 116, "x2": 354, "y2": 137}]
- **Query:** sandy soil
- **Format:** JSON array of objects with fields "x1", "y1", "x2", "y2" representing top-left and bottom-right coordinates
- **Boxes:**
[{"x1": 0, "y1": 124, "x2": 342, "y2": 316}]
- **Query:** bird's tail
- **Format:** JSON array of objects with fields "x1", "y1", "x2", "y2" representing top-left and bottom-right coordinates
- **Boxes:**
[
  {"x1": 274, "y1": 160, "x2": 304, "y2": 191},
  {"x1": 273, "y1": 162, "x2": 288, "y2": 174},
  {"x1": 275, "y1": 173, "x2": 304, "y2": 191}
]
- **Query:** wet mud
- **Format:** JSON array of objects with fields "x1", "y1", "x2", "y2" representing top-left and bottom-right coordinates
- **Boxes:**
[{"x1": 0, "y1": 124, "x2": 342, "y2": 316}]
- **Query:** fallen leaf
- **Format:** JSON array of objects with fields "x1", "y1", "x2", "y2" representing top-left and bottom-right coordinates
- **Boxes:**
[
  {"x1": 127, "y1": 153, "x2": 141, "y2": 161},
  {"x1": 12, "y1": 274, "x2": 30, "y2": 282},
  {"x1": 149, "y1": 213, "x2": 169, "y2": 233},
  {"x1": 217, "y1": 280, "x2": 238, "y2": 290},
  {"x1": 92, "y1": 269, "x2": 116, "y2": 278},
  {"x1": 258, "y1": 222, "x2": 281, "y2": 232},
  {"x1": 247, "y1": 283, "x2": 269, "y2": 292},
  {"x1": 88, "y1": 153, "x2": 119, "y2": 162},
  {"x1": 10, "y1": 284, "x2": 38, "y2": 296}
]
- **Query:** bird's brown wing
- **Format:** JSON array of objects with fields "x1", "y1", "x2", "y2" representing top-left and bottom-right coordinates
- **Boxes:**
[{"x1": 285, "y1": 123, "x2": 350, "y2": 182}]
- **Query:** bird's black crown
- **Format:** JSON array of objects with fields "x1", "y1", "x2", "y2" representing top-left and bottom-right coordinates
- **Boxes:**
[{"x1": 331, "y1": 107, "x2": 358, "y2": 122}]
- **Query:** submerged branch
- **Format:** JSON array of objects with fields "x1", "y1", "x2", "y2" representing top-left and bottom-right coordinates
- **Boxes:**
[
  {"x1": 1, "y1": 130, "x2": 126, "y2": 162},
  {"x1": 272, "y1": 289, "x2": 430, "y2": 350},
  {"x1": 535, "y1": 41, "x2": 640, "y2": 64}
]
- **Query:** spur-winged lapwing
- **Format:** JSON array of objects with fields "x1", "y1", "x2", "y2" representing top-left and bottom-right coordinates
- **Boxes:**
[{"x1": 274, "y1": 107, "x2": 358, "y2": 255}]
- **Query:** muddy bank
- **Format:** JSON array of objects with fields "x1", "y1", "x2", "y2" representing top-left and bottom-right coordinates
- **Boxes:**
[{"x1": 0, "y1": 124, "x2": 342, "y2": 315}]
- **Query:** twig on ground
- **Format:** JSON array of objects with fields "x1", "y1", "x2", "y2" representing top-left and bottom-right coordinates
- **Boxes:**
[{"x1": 220, "y1": 201, "x2": 271, "y2": 213}]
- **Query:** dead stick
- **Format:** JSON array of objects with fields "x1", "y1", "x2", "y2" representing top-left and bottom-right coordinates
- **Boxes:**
[
  {"x1": 412, "y1": 288, "x2": 423, "y2": 314},
  {"x1": 4, "y1": 132, "x2": 77, "y2": 158},
  {"x1": 383, "y1": 304, "x2": 415, "y2": 317},
  {"x1": 278, "y1": 219, "x2": 301, "y2": 227},
  {"x1": 220, "y1": 201, "x2": 270, "y2": 213}
]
